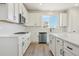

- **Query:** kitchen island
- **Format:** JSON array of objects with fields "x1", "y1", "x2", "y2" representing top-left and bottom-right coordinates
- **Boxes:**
[{"x1": 0, "y1": 32, "x2": 31, "y2": 56}]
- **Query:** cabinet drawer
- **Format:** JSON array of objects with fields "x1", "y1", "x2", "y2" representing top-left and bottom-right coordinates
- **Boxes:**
[
  {"x1": 64, "y1": 49, "x2": 75, "y2": 56},
  {"x1": 64, "y1": 41, "x2": 79, "y2": 55},
  {"x1": 56, "y1": 38, "x2": 63, "y2": 46}
]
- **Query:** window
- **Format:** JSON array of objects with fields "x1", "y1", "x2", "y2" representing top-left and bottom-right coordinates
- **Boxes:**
[
  {"x1": 42, "y1": 16, "x2": 58, "y2": 28},
  {"x1": 42, "y1": 16, "x2": 49, "y2": 22},
  {"x1": 49, "y1": 16, "x2": 58, "y2": 28}
]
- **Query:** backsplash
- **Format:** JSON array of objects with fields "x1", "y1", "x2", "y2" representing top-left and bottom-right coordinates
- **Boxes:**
[{"x1": 0, "y1": 22, "x2": 27, "y2": 35}]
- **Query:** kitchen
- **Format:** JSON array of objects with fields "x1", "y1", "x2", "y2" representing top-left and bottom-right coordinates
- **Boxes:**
[{"x1": 0, "y1": 3, "x2": 79, "y2": 56}]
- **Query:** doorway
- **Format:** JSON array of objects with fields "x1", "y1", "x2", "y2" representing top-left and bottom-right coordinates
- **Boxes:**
[{"x1": 39, "y1": 32, "x2": 47, "y2": 44}]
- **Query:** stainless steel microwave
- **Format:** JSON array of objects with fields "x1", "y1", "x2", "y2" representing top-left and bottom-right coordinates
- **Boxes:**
[{"x1": 19, "y1": 14, "x2": 26, "y2": 24}]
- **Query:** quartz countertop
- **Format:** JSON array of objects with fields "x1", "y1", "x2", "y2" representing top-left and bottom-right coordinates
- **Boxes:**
[{"x1": 50, "y1": 33, "x2": 79, "y2": 46}]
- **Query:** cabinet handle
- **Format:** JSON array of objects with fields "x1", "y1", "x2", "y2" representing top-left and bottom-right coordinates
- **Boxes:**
[
  {"x1": 67, "y1": 46, "x2": 73, "y2": 50},
  {"x1": 60, "y1": 49, "x2": 64, "y2": 56}
]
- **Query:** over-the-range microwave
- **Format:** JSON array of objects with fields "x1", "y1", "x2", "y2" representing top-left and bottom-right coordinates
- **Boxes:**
[{"x1": 19, "y1": 14, "x2": 26, "y2": 24}]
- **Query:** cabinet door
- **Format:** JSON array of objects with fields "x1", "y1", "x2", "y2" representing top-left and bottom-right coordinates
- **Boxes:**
[
  {"x1": 62, "y1": 13, "x2": 67, "y2": 26},
  {"x1": 68, "y1": 8, "x2": 79, "y2": 32},
  {"x1": 0, "y1": 3, "x2": 8, "y2": 20},
  {"x1": 49, "y1": 35, "x2": 56, "y2": 55},
  {"x1": 49, "y1": 35, "x2": 53, "y2": 50},
  {"x1": 18, "y1": 38, "x2": 23, "y2": 56},
  {"x1": 22, "y1": 40, "x2": 26, "y2": 54},
  {"x1": 8, "y1": 3, "x2": 15, "y2": 22},
  {"x1": 14, "y1": 3, "x2": 19, "y2": 23},
  {"x1": 22, "y1": 4, "x2": 26, "y2": 17},
  {"x1": 60, "y1": 13, "x2": 67, "y2": 26},
  {"x1": 64, "y1": 49, "x2": 75, "y2": 56},
  {"x1": 51, "y1": 36, "x2": 56, "y2": 55},
  {"x1": 19, "y1": 3, "x2": 22, "y2": 14},
  {"x1": 56, "y1": 38, "x2": 64, "y2": 56},
  {"x1": 0, "y1": 37, "x2": 18, "y2": 56},
  {"x1": 56, "y1": 45, "x2": 63, "y2": 56}
]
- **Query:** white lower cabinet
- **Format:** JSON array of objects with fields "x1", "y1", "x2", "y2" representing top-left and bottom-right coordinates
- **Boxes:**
[
  {"x1": 22, "y1": 37, "x2": 30, "y2": 55},
  {"x1": 0, "y1": 34, "x2": 31, "y2": 56},
  {"x1": 49, "y1": 35, "x2": 64, "y2": 56},
  {"x1": 49, "y1": 34, "x2": 56, "y2": 56},
  {"x1": 56, "y1": 45, "x2": 63, "y2": 56},
  {"x1": 0, "y1": 37, "x2": 19, "y2": 56},
  {"x1": 64, "y1": 41, "x2": 79, "y2": 56},
  {"x1": 63, "y1": 49, "x2": 75, "y2": 56},
  {"x1": 56, "y1": 38, "x2": 64, "y2": 56},
  {"x1": 20, "y1": 34, "x2": 31, "y2": 55},
  {"x1": 49, "y1": 34, "x2": 79, "y2": 56}
]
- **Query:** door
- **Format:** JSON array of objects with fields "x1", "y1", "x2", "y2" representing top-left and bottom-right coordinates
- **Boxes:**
[{"x1": 39, "y1": 32, "x2": 47, "y2": 43}]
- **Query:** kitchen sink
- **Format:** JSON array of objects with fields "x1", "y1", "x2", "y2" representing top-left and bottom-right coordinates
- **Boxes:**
[{"x1": 14, "y1": 32, "x2": 29, "y2": 34}]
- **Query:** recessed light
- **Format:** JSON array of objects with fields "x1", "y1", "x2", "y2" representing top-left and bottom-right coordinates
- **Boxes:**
[{"x1": 74, "y1": 4, "x2": 79, "y2": 6}]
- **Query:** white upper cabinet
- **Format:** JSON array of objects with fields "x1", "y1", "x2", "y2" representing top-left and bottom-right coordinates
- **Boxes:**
[
  {"x1": 14, "y1": 3, "x2": 19, "y2": 23},
  {"x1": 0, "y1": 3, "x2": 29, "y2": 24},
  {"x1": 18, "y1": 3, "x2": 29, "y2": 25},
  {"x1": 19, "y1": 4, "x2": 22, "y2": 14},
  {"x1": 7, "y1": 4, "x2": 15, "y2": 22},
  {"x1": 27, "y1": 13, "x2": 42, "y2": 26},
  {"x1": 59, "y1": 12, "x2": 68, "y2": 26},
  {"x1": 0, "y1": 4, "x2": 8, "y2": 20},
  {"x1": 67, "y1": 8, "x2": 79, "y2": 32},
  {"x1": 0, "y1": 3, "x2": 19, "y2": 23}
]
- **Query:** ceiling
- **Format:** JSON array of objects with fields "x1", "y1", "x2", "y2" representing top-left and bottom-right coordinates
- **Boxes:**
[{"x1": 24, "y1": 3, "x2": 79, "y2": 12}]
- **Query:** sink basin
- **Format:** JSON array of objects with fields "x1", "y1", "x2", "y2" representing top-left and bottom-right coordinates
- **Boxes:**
[{"x1": 14, "y1": 32, "x2": 29, "y2": 34}]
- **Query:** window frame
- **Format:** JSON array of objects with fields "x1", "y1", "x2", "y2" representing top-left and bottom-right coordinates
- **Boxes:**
[{"x1": 41, "y1": 15, "x2": 59, "y2": 28}]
